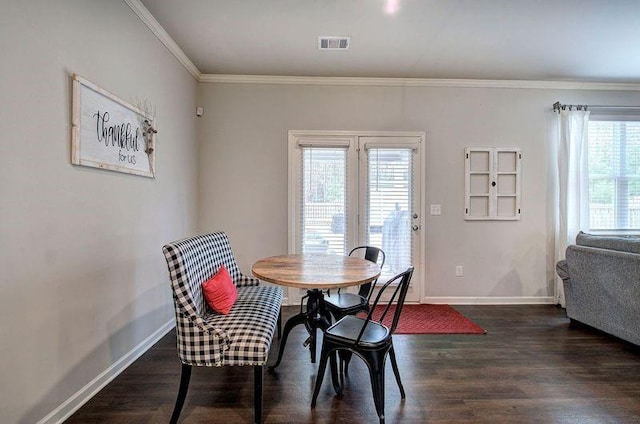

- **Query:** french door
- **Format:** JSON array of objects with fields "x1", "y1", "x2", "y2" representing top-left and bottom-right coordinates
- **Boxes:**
[{"x1": 288, "y1": 131, "x2": 424, "y2": 304}]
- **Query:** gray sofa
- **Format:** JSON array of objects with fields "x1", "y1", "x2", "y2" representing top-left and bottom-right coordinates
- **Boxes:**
[{"x1": 556, "y1": 232, "x2": 640, "y2": 346}]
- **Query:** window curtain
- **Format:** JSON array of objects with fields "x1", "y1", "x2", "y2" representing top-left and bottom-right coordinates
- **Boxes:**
[{"x1": 555, "y1": 109, "x2": 591, "y2": 306}]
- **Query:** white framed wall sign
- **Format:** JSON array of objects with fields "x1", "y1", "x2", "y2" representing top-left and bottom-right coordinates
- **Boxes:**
[
  {"x1": 71, "y1": 74, "x2": 156, "y2": 178},
  {"x1": 464, "y1": 147, "x2": 521, "y2": 220}
]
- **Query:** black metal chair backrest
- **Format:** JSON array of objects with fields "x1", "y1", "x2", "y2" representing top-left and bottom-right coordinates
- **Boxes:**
[
  {"x1": 348, "y1": 246, "x2": 386, "y2": 298},
  {"x1": 355, "y1": 266, "x2": 414, "y2": 345}
]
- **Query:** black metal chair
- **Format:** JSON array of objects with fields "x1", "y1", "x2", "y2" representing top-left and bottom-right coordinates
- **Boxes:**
[
  {"x1": 324, "y1": 246, "x2": 385, "y2": 375},
  {"x1": 324, "y1": 246, "x2": 385, "y2": 320},
  {"x1": 311, "y1": 266, "x2": 414, "y2": 424}
]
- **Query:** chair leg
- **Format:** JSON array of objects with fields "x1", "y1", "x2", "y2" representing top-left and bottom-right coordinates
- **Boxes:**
[
  {"x1": 254, "y1": 366, "x2": 264, "y2": 424},
  {"x1": 329, "y1": 312, "x2": 354, "y2": 378},
  {"x1": 338, "y1": 351, "x2": 345, "y2": 388},
  {"x1": 340, "y1": 351, "x2": 353, "y2": 376},
  {"x1": 321, "y1": 308, "x2": 333, "y2": 326},
  {"x1": 329, "y1": 350, "x2": 343, "y2": 396},
  {"x1": 170, "y1": 364, "x2": 192, "y2": 424},
  {"x1": 388, "y1": 346, "x2": 406, "y2": 399},
  {"x1": 365, "y1": 354, "x2": 386, "y2": 424}
]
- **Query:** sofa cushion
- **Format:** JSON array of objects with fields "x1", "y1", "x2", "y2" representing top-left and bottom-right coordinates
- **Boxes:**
[{"x1": 575, "y1": 231, "x2": 640, "y2": 254}]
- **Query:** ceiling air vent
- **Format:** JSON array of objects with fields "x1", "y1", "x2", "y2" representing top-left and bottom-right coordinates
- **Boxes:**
[{"x1": 318, "y1": 36, "x2": 350, "y2": 50}]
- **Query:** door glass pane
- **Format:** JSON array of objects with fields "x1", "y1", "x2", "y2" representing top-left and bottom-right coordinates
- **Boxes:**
[
  {"x1": 300, "y1": 147, "x2": 347, "y2": 255},
  {"x1": 366, "y1": 148, "x2": 413, "y2": 281}
]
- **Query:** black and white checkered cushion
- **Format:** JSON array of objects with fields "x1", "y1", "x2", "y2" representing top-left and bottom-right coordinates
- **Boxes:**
[{"x1": 163, "y1": 232, "x2": 283, "y2": 366}]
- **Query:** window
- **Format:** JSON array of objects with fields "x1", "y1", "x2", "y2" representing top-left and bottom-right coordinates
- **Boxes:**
[{"x1": 587, "y1": 120, "x2": 640, "y2": 232}]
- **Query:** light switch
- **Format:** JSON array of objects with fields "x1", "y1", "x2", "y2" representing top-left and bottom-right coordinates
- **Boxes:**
[{"x1": 430, "y1": 204, "x2": 441, "y2": 215}]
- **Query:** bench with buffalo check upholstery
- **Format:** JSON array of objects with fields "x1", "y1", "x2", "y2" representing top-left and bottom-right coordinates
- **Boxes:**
[{"x1": 163, "y1": 231, "x2": 282, "y2": 424}]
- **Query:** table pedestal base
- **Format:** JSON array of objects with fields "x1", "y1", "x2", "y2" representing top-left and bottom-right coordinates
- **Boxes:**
[{"x1": 269, "y1": 289, "x2": 332, "y2": 370}]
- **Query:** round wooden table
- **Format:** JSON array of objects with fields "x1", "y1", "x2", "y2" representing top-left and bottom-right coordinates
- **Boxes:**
[{"x1": 252, "y1": 254, "x2": 380, "y2": 369}]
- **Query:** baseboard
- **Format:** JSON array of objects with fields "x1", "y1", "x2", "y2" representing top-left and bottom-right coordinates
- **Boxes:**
[
  {"x1": 282, "y1": 296, "x2": 556, "y2": 306},
  {"x1": 424, "y1": 296, "x2": 556, "y2": 305},
  {"x1": 37, "y1": 319, "x2": 175, "y2": 424}
]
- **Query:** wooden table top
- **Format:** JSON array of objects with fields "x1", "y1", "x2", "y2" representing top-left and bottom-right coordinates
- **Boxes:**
[{"x1": 251, "y1": 254, "x2": 381, "y2": 289}]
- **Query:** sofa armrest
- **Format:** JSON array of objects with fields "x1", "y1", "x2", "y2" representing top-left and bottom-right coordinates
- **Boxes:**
[
  {"x1": 555, "y1": 259, "x2": 570, "y2": 283},
  {"x1": 191, "y1": 315, "x2": 229, "y2": 339},
  {"x1": 236, "y1": 274, "x2": 261, "y2": 287},
  {"x1": 563, "y1": 244, "x2": 640, "y2": 345}
]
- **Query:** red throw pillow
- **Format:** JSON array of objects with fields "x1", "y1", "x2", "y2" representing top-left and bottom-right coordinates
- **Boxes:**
[{"x1": 202, "y1": 265, "x2": 237, "y2": 314}]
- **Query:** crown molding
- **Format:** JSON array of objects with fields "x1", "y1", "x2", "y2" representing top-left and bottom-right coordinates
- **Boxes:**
[
  {"x1": 124, "y1": 0, "x2": 201, "y2": 80},
  {"x1": 123, "y1": 0, "x2": 640, "y2": 91},
  {"x1": 199, "y1": 73, "x2": 640, "y2": 91}
]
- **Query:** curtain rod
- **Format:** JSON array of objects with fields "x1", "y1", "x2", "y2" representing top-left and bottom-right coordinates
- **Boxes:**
[{"x1": 553, "y1": 101, "x2": 640, "y2": 113}]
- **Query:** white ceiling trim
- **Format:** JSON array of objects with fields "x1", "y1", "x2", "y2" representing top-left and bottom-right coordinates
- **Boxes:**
[
  {"x1": 199, "y1": 74, "x2": 640, "y2": 91},
  {"x1": 124, "y1": 0, "x2": 201, "y2": 80}
]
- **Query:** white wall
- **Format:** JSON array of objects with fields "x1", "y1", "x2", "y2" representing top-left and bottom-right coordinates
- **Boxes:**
[
  {"x1": 2, "y1": 2, "x2": 640, "y2": 421},
  {"x1": 0, "y1": 1, "x2": 198, "y2": 423},
  {"x1": 196, "y1": 82, "x2": 640, "y2": 303}
]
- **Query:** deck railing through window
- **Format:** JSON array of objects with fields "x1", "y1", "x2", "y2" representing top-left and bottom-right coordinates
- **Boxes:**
[{"x1": 590, "y1": 202, "x2": 640, "y2": 230}]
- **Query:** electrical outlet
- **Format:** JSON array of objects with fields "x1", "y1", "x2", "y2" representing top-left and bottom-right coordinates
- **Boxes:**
[
  {"x1": 430, "y1": 204, "x2": 441, "y2": 215},
  {"x1": 455, "y1": 265, "x2": 463, "y2": 277}
]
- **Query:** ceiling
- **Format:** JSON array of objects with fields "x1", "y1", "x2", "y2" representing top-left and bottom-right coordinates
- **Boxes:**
[{"x1": 139, "y1": 0, "x2": 640, "y2": 83}]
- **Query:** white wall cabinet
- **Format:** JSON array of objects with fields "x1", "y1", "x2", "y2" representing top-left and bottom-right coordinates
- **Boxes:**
[{"x1": 465, "y1": 147, "x2": 521, "y2": 220}]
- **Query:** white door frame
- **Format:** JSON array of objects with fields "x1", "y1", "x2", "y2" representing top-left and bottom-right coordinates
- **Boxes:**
[{"x1": 287, "y1": 130, "x2": 426, "y2": 305}]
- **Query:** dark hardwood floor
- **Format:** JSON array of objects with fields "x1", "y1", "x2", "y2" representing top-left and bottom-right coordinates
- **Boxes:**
[{"x1": 67, "y1": 305, "x2": 640, "y2": 423}]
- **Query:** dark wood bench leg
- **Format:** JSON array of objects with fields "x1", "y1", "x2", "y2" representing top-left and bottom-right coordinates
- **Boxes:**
[
  {"x1": 254, "y1": 365, "x2": 264, "y2": 424},
  {"x1": 170, "y1": 364, "x2": 192, "y2": 424},
  {"x1": 278, "y1": 309, "x2": 282, "y2": 340}
]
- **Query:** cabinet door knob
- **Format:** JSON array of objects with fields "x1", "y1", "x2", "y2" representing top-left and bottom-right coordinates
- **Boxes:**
[{"x1": 491, "y1": 181, "x2": 496, "y2": 187}]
